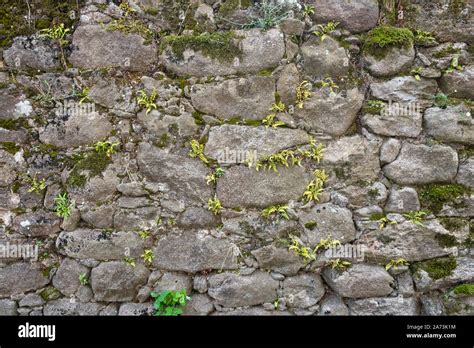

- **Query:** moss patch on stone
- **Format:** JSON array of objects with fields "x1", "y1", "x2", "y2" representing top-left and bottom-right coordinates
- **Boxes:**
[
  {"x1": 67, "y1": 151, "x2": 110, "y2": 188},
  {"x1": 439, "y1": 217, "x2": 468, "y2": 232},
  {"x1": 0, "y1": 118, "x2": 30, "y2": 130},
  {"x1": 452, "y1": 283, "x2": 474, "y2": 296},
  {"x1": 304, "y1": 221, "x2": 317, "y2": 230},
  {"x1": 160, "y1": 31, "x2": 243, "y2": 62},
  {"x1": 363, "y1": 25, "x2": 414, "y2": 59},
  {"x1": 0, "y1": 142, "x2": 21, "y2": 155},
  {"x1": 435, "y1": 233, "x2": 458, "y2": 248},
  {"x1": 419, "y1": 184, "x2": 470, "y2": 214},
  {"x1": 412, "y1": 256, "x2": 457, "y2": 280}
]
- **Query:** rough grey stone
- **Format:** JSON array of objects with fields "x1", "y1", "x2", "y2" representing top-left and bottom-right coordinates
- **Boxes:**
[
  {"x1": 177, "y1": 207, "x2": 220, "y2": 229},
  {"x1": 137, "y1": 142, "x2": 212, "y2": 204},
  {"x1": 91, "y1": 261, "x2": 149, "y2": 302},
  {"x1": 283, "y1": 274, "x2": 325, "y2": 309},
  {"x1": 113, "y1": 206, "x2": 161, "y2": 231},
  {"x1": 216, "y1": 165, "x2": 311, "y2": 208},
  {"x1": 293, "y1": 88, "x2": 364, "y2": 136},
  {"x1": 348, "y1": 296, "x2": 418, "y2": 315},
  {"x1": 251, "y1": 244, "x2": 304, "y2": 276},
  {"x1": 12, "y1": 212, "x2": 61, "y2": 237},
  {"x1": 323, "y1": 264, "x2": 394, "y2": 299},
  {"x1": 153, "y1": 272, "x2": 193, "y2": 294},
  {"x1": 43, "y1": 299, "x2": 104, "y2": 316},
  {"x1": 301, "y1": 36, "x2": 350, "y2": 78},
  {"x1": 56, "y1": 229, "x2": 144, "y2": 260},
  {"x1": 53, "y1": 258, "x2": 89, "y2": 296},
  {"x1": 190, "y1": 76, "x2": 275, "y2": 121},
  {"x1": 380, "y1": 138, "x2": 401, "y2": 165},
  {"x1": 383, "y1": 143, "x2": 458, "y2": 185},
  {"x1": 318, "y1": 294, "x2": 349, "y2": 316},
  {"x1": 440, "y1": 65, "x2": 474, "y2": 99},
  {"x1": 0, "y1": 263, "x2": 49, "y2": 297},
  {"x1": 208, "y1": 271, "x2": 279, "y2": 307},
  {"x1": 370, "y1": 77, "x2": 438, "y2": 108},
  {"x1": 160, "y1": 29, "x2": 285, "y2": 77},
  {"x1": 118, "y1": 303, "x2": 153, "y2": 316},
  {"x1": 276, "y1": 63, "x2": 300, "y2": 105},
  {"x1": 424, "y1": 104, "x2": 473, "y2": 144},
  {"x1": 361, "y1": 105, "x2": 422, "y2": 138},
  {"x1": 363, "y1": 45, "x2": 415, "y2": 77},
  {"x1": 0, "y1": 299, "x2": 17, "y2": 315},
  {"x1": 456, "y1": 157, "x2": 474, "y2": 189},
  {"x1": 298, "y1": 203, "x2": 356, "y2": 246},
  {"x1": 183, "y1": 294, "x2": 214, "y2": 316},
  {"x1": 70, "y1": 25, "x2": 157, "y2": 71},
  {"x1": 0, "y1": 149, "x2": 22, "y2": 186},
  {"x1": 308, "y1": 0, "x2": 379, "y2": 33},
  {"x1": 4, "y1": 34, "x2": 61, "y2": 71},
  {"x1": 18, "y1": 293, "x2": 44, "y2": 307},
  {"x1": 360, "y1": 220, "x2": 455, "y2": 262},
  {"x1": 385, "y1": 187, "x2": 421, "y2": 213},
  {"x1": 153, "y1": 232, "x2": 239, "y2": 273},
  {"x1": 204, "y1": 124, "x2": 310, "y2": 163}
]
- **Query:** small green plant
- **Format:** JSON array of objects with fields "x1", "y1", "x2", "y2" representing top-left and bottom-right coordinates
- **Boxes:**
[
  {"x1": 413, "y1": 30, "x2": 436, "y2": 46},
  {"x1": 79, "y1": 272, "x2": 88, "y2": 286},
  {"x1": 370, "y1": 213, "x2": 397, "y2": 230},
  {"x1": 262, "y1": 113, "x2": 285, "y2": 128},
  {"x1": 433, "y1": 93, "x2": 449, "y2": 109},
  {"x1": 302, "y1": 169, "x2": 328, "y2": 203},
  {"x1": 315, "y1": 236, "x2": 341, "y2": 253},
  {"x1": 27, "y1": 176, "x2": 46, "y2": 194},
  {"x1": 119, "y1": 0, "x2": 135, "y2": 16},
  {"x1": 78, "y1": 87, "x2": 91, "y2": 104},
  {"x1": 261, "y1": 204, "x2": 289, "y2": 220},
  {"x1": 385, "y1": 258, "x2": 409, "y2": 271},
  {"x1": 189, "y1": 139, "x2": 209, "y2": 164},
  {"x1": 302, "y1": 4, "x2": 315, "y2": 16},
  {"x1": 319, "y1": 77, "x2": 339, "y2": 94},
  {"x1": 94, "y1": 140, "x2": 119, "y2": 158},
  {"x1": 288, "y1": 235, "x2": 315, "y2": 262},
  {"x1": 206, "y1": 167, "x2": 225, "y2": 184},
  {"x1": 403, "y1": 210, "x2": 428, "y2": 226},
  {"x1": 366, "y1": 99, "x2": 386, "y2": 113},
  {"x1": 137, "y1": 230, "x2": 151, "y2": 239},
  {"x1": 241, "y1": 0, "x2": 290, "y2": 30},
  {"x1": 54, "y1": 192, "x2": 73, "y2": 219},
  {"x1": 141, "y1": 249, "x2": 154, "y2": 265},
  {"x1": 208, "y1": 195, "x2": 222, "y2": 215},
  {"x1": 295, "y1": 81, "x2": 311, "y2": 109},
  {"x1": 270, "y1": 100, "x2": 286, "y2": 113},
  {"x1": 410, "y1": 67, "x2": 423, "y2": 81},
  {"x1": 32, "y1": 80, "x2": 55, "y2": 107},
  {"x1": 39, "y1": 23, "x2": 70, "y2": 69},
  {"x1": 445, "y1": 55, "x2": 463, "y2": 74},
  {"x1": 150, "y1": 289, "x2": 190, "y2": 316},
  {"x1": 452, "y1": 283, "x2": 474, "y2": 296},
  {"x1": 327, "y1": 258, "x2": 351, "y2": 272},
  {"x1": 136, "y1": 89, "x2": 158, "y2": 114},
  {"x1": 123, "y1": 256, "x2": 136, "y2": 267},
  {"x1": 313, "y1": 21, "x2": 339, "y2": 41}
]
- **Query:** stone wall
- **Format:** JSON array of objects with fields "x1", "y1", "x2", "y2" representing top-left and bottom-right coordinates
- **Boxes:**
[{"x1": 0, "y1": 0, "x2": 473, "y2": 316}]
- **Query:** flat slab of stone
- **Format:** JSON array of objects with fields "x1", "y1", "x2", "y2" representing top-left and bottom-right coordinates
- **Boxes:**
[
  {"x1": 153, "y1": 232, "x2": 239, "y2": 273},
  {"x1": 0, "y1": 263, "x2": 49, "y2": 297},
  {"x1": 56, "y1": 229, "x2": 144, "y2": 260},
  {"x1": 383, "y1": 143, "x2": 458, "y2": 185},
  {"x1": 348, "y1": 296, "x2": 418, "y2": 315},
  {"x1": 70, "y1": 25, "x2": 158, "y2": 71},
  {"x1": 204, "y1": 125, "x2": 310, "y2": 163},
  {"x1": 190, "y1": 76, "x2": 275, "y2": 120},
  {"x1": 216, "y1": 165, "x2": 311, "y2": 208},
  {"x1": 160, "y1": 29, "x2": 285, "y2": 77},
  {"x1": 424, "y1": 105, "x2": 473, "y2": 145}
]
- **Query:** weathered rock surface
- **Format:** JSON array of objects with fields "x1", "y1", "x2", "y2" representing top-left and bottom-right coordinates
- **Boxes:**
[
  {"x1": 424, "y1": 105, "x2": 473, "y2": 144},
  {"x1": 153, "y1": 233, "x2": 239, "y2": 273},
  {"x1": 348, "y1": 296, "x2": 418, "y2": 315},
  {"x1": 283, "y1": 274, "x2": 325, "y2": 309},
  {"x1": 323, "y1": 264, "x2": 394, "y2": 299},
  {"x1": 208, "y1": 271, "x2": 279, "y2": 307},
  {"x1": 91, "y1": 262, "x2": 149, "y2": 302},
  {"x1": 370, "y1": 77, "x2": 438, "y2": 107},
  {"x1": 0, "y1": 263, "x2": 49, "y2": 297},
  {"x1": 383, "y1": 143, "x2": 458, "y2": 185},
  {"x1": 251, "y1": 244, "x2": 304, "y2": 276},
  {"x1": 301, "y1": 37, "x2": 350, "y2": 78}
]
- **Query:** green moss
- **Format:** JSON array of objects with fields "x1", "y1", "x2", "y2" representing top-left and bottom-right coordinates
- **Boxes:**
[
  {"x1": 363, "y1": 25, "x2": 414, "y2": 59},
  {"x1": 439, "y1": 217, "x2": 468, "y2": 232},
  {"x1": 155, "y1": 133, "x2": 169, "y2": 149},
  {"x1": 452, "y1": 283, "x2": 474, "y2": 296},
  {"x1": 412, "y1": 256, "x2": 457, "y2": 280},
  {"x1": 459, "y1": 146, "x2": 474, "y2": 158},
  {"x1": 160, "y1": 31, "x2": 243, "y2": 62},
  {"x1": 219, "y1": 0, "x2": 251, "y2": 16},
  {"x1": 419, "y1": 184, "x2": 470, "y2": 214},
  {"x1": 257, "y1": 68, "x2": 274, "y2": 77},
  {"x1": 67, "y1": 151, "x2": 110, "y2": 188},
  {"x1": 449, "y1": 0, "x2": 468, "y2": 17},
  {"x1": 37, "y1": 143, "x2": 59, "y2": 159},
  {"x1": 192, "y1": 111, "x2": 205, "y2": 125},
  {"x1": 40, "y1": 286, "x2": 60, "y2": 301},
  {"x1": 144, "y1": 7, "x2": 159, "y2": 16},
  {"x1": 432, "y1": 44, "x2": 461, "y2": 58},
  {"x1": 0, "y1": 118, "x2": 29, "y2": 130},
  {"x1": 435, "y1": 233, "x2": 458, "y2": 248},
  {"x1": 370, "y1": 212, "x2": 385, "y2": 221},
  {"x1": 11, "y1": 181, "x2": 21, "y2": 193},
  {"x1": 0, "y1": 142, "x2": 21, "y2": 155},
  {"x1": 304, "y1": 221, "x2": 317, "y2": 230}
]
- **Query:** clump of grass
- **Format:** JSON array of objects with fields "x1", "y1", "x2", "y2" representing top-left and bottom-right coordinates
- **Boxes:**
[
  {"x1": 261, "y1": 204, "x2": 289, "y2": 220},
  {"x1": 295, "y1": 81, "x2": 311, "y2": 109},
  {"x1": 302, "y1": 169, "x2": 328, "y2": 203},
  {"x1": 313, "y1": 21, "x2": 339, "y2": 41},
  {"x1": 208, "y1": 195, "x2": 222, "y2": 215},
  {"x1": 54, "y1": 192, "x2": 73, "y2": 219},
  {"x1": 363, "y1": 25, "x2": 414, "y2": 59},
  {"x1": 136, "y1": 89, "x2": 158, "y2": 114},
  {"x1": 188, "y1": 139, "x2": 209, "y2": 164}
]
